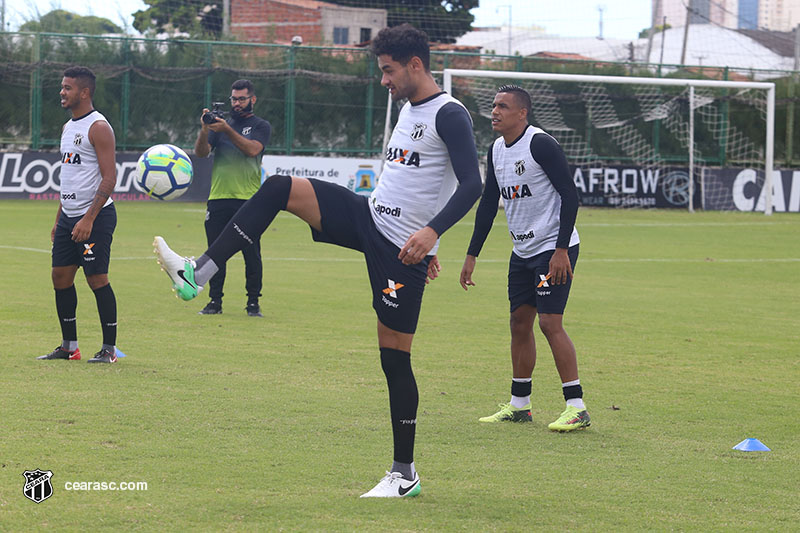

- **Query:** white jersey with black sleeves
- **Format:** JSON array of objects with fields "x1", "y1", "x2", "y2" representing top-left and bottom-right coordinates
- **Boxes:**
[
  {"x1": 59, "y1": 110, "x2": 114, "y2": 217},
  {"x1": 493, "y1": 125, "x2": 579, "y2": 257},
  {"x1": 369, "y1": 92, "x2": 469, "y2": 255}
]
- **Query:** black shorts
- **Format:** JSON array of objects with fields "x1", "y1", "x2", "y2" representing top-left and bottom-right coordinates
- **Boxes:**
[
  {"x1": 52, "y1": 203, "x2": 117, "y2": 275},
  {"x1": 508, "y1": 244, "x2": 579, "y2": 314},
  {"x1": 308, "y1": 179, "x2": 430, "y2": 334}
]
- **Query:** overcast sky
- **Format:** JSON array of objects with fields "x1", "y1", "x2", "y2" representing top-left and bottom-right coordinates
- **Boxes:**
[{"x1": 7, "y1": 0, "x2": 653, "y2": 41}]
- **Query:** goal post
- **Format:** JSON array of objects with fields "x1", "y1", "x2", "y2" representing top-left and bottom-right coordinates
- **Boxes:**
[{"x1": 443, "y1": 69, "x2": 776, "y2": 214}]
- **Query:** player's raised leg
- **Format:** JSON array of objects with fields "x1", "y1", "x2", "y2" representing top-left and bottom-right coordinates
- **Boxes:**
[{"x1": 155, "y1": 174, "x2": 318, "y2": 300}]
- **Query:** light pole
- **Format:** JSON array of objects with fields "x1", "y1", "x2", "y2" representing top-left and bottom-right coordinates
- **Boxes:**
[
  {"x1": 597, "y1": 4, "x2": 605, "y2": 40},
  {"x1": 498, "y1": 4, "x2": 512, "y2": 56}
]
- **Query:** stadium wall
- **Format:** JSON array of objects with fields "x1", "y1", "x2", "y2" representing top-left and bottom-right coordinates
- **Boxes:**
[
  {"x1": 0, "y1": 152, "x2": 381, "y2": 203},
  {"x1": 2, "y1": 152, "x2": 797, "y2": 212}
]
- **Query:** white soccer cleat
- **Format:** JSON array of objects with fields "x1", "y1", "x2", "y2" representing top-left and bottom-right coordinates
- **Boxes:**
[
  {"x1": 360, "y1": 471, "x2": 421, "y2": 498},
  {"x1": 153, "y1": 236, "x2": 202, "y2": 301}
]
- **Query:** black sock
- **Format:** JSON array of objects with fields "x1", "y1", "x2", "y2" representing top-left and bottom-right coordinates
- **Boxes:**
[
  {"x1": 55, "y1": 285, "x2": 78, "y2": 347},
  {"x1": 55, "y1": 285, "x2": 78, "y2": 349},
  {"x1": 380, "y1": 347, "x2": 418, "y2": 466},
  {"x1": 205, "y1": 174, "x2": 291, "y2": 268},
  {"x1": 563, "y1": 384, "x2": 583, "y2": 401},
  {"x1": 92, "y1": 283, "x2": 117, "y2": 347},
  {"x1": 511, "y1": 379, "x2": 532, "y2": 398}
]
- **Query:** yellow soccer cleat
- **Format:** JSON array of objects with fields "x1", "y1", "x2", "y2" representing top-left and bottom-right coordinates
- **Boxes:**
[{"x1": 548, "y1": 405, "x2": 591, "y2": 432}]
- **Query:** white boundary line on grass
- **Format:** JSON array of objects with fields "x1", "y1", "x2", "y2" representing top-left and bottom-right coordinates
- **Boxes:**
[{"x1": 2, "y1": 245, "x2": 799, "y2": 264}]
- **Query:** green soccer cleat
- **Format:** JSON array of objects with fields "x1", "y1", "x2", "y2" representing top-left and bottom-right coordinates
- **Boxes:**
[
  {"x1": 479, "y1": 403, "x2": 532, "y2": 423},
  {"x1": 153, "y1": 236, "x2": 202, "y2": 301},
  {"x1": 548, "y1": 405, "x2": 591, "y2": 432}
]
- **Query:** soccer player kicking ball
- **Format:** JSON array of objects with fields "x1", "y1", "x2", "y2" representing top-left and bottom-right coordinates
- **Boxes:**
[
  {"x1": 154, "y1": 24, "x2": 482, "y2": 497},
  {"x1": 38, "y1": 66, "x2": 119, "y2": 364},
  {"x1": 460, "y1": 85, "x2": 590, "y2": 432}
]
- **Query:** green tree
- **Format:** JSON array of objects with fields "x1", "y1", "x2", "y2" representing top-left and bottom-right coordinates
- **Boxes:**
[
  {"x1": 133, "y1": 0, "x2": 222, "y2": 37},
  {"x1": 20, "y1": 10, "x2": 123, "y2": 34},
  {"x1": 321, "y1": 0, "x2": 478, "y2": 43}
]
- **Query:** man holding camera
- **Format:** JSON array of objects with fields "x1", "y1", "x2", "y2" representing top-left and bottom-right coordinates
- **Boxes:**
[{"x1": 195, "y1": 79, "x2": 271, "y2": 317}]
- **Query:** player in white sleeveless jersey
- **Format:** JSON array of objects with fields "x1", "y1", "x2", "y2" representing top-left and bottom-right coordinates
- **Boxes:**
[
  {"x1": 460, "y1": 85, "x2": 591, "y2": 432},
  {"x1": 152, "y1": 24, "x2": 482, "y2": 497},
  {"x1": 38, "y1": 66, "x2": 119, "y2": 364}
]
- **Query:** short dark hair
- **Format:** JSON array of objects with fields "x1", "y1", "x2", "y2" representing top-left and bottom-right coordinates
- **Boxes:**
[
  {"x1": 231, "y1": 79, "x2": 254, "y2": 95},
  {"x1": 371, "y1": 23, "x2": 431, "y2": 71},
  {"x1": 498, "y1": 85, "x2": 531, "y2": 118},
  {"x1": 63, "y1": 66, "x2": 96, "y2": 97}
]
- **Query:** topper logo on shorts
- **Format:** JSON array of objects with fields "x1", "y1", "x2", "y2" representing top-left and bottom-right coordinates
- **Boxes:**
[
  {"x1": 501, "y1": 184, "x2": 531, "y2": 200},
  {"x1": 386, "y1": 147, "x2": 420, "y2": 167},
  {"x1": 383, "y1": 279, "x2": 404, "y2": 298},
  {"x1": 83, "y1": 243, "x2": 95, "y2": 255},
  {"x1": 537, "y1": 274, "x2": 551, "y2": 288},
  {"x1": 380, "y1": 279, "x2": 404, "y2": 308}
]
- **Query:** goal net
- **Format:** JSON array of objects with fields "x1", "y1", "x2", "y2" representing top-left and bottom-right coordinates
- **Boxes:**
[{"x1": 443, "y1": 69, "x2": 776, "y2": 213}]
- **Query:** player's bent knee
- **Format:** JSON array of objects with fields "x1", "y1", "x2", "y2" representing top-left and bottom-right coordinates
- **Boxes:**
[{"x1": 255, "y1": 174, "x2": 292, "y2": 209}]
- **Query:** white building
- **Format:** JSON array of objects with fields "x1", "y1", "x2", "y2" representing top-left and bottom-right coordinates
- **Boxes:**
[
  {"x1": 640, "y1": 24, "x2": 795, "y2": 75},
  {"x1": 759, "y1": 0, "x2": 800, "y2": 32},
  {"x1": 456, "y1": 26, "x2": 633, "y2": 62},
  {"x1": 653, "y1": 0, "x2": 738, "y2": 28},
  {"x1": 654, "y1": 0, "x2": 800, "y2": 32}
]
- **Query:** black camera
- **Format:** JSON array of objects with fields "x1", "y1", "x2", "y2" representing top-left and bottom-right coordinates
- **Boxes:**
[{"x1": 202, "y1": 102, "x2": 227, "y2": 125}]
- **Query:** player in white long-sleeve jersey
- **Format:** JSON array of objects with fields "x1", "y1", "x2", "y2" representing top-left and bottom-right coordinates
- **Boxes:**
[
  {"x1": 460, "y1": 85, "x2": 590, "y2": 432},
  {"x1": 38, "y1": 66, "x2": 119, "y2": 364},
  {"x1": 153, "y1": 24, "x2": 482, "y2": 497}
]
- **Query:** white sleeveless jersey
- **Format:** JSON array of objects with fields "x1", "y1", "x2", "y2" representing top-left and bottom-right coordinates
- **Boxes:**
[
  {"x1": 59, "y1": 110, "x2": 114, "y2": 217},
  {"x1": 492, "y1": 125, "x2": 579, "y2": 258},
  {"x1": 369, "y1": 93, "x2": 466, "y2": 254}
]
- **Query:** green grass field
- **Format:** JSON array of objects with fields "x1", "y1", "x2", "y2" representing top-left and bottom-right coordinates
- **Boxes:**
[{"x1": 1, "y1": 199, "x2": 798, "y2": 531}]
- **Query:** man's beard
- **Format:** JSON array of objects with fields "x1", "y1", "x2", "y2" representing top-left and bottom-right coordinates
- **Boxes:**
[{"x1": 230, "y1": 101, "x2": 253, "y2": 119}]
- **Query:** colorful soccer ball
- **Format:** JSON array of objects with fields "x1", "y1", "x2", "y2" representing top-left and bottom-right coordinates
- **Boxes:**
[{"x1": 135, "y1": 144, "x2": 193, "y2": 200}]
